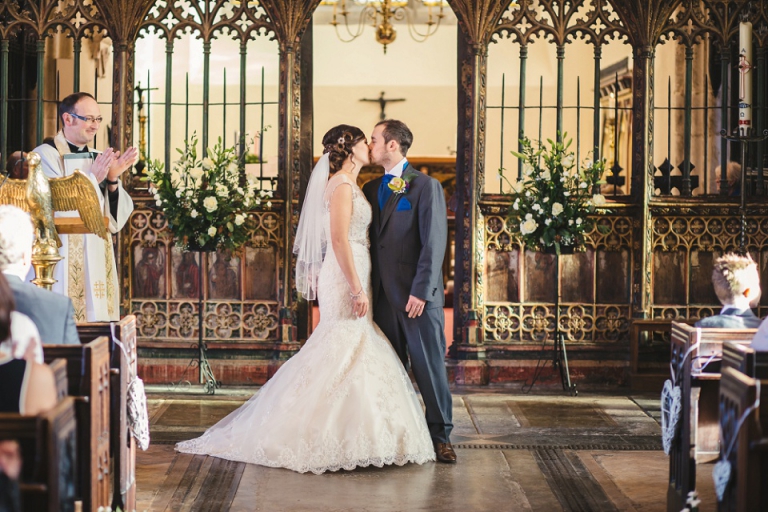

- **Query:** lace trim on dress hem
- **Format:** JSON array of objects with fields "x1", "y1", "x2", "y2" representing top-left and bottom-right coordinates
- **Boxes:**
[{"x1": 174, "y1": 444, "x2": 435, "y2": 475}]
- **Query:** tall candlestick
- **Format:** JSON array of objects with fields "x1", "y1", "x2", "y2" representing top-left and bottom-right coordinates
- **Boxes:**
[{"x1": 738, "y1": 21, "x2": 753, "y2": 136}]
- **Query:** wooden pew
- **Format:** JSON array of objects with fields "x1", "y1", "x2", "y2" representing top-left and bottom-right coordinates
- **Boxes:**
[
  {"x1": 77, "y1": 316, "x2": 138, "y2": 512},
  {"x1": 667, "y1": 322, "x2": 757, "y2": 512},
  {"x1": 43, "y1": 337, "x2": 111, "y2": 512},
  {"x1": 630, "y1": 318, "x2": 676, "y2": 391},
  {"x1": 718, "y1": 367, "x2": 768, "y2": 511},
  {"x1": 722, "y1": 341, "x2": 768, "y2": 379},
  {"x1": 0, "y1": 397, "x2": 78, "y2": 512},
  {"x1": 49, "y1": 358, "x2": 69, "y2": 402}
]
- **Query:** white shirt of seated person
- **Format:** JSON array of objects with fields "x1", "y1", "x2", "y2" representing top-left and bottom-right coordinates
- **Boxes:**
[
  {"x1": 0, "y1": 311, "x2": 43, "y2": 363},
  {"x1": 751, "y1": 318, "x2": 768, "y2": 350}
]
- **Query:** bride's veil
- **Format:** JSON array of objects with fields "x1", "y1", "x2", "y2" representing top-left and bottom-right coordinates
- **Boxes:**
[{"x1": 293, "y1": 152, "x2": 330, "y2": 300}]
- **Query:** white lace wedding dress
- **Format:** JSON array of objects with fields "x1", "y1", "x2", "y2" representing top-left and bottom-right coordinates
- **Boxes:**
[{"x1": 176, "y1": 174, "x2": 435, "y2": 474}]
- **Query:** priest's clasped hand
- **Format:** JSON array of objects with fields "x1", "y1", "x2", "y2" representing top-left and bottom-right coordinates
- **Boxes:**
[{"x1": 91, "y1": 146, "x2": 140, "y2": 188}]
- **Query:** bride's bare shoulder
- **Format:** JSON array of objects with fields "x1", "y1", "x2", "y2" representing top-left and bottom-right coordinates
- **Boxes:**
[{"x1": 324, "y1": 173, "x2": 357, "y2": 203}]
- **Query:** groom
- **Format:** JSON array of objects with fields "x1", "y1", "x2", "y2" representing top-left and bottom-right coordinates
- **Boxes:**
[{"x1": 363, "y1": 120, "x2": 455, "y2": 463}]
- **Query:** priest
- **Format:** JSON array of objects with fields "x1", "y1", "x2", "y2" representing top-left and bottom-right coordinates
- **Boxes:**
[{"x1": 32, "y1": 92, "x2": 138, "y2": 322}]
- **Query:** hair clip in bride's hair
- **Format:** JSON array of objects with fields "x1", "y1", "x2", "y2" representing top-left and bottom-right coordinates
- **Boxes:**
[{"x1": 337, "y1": 137, "x2": 345, "y2": 146}]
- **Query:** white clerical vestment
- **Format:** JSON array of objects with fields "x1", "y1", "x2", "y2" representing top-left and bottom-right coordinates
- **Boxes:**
[{"x1": 32, "y1": 131, "x2": 134, "y2": 322}]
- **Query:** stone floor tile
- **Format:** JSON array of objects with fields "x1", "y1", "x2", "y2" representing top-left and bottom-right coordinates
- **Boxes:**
[{"x1": 229, "y1": 449, "x2": 526, "y2": 512}]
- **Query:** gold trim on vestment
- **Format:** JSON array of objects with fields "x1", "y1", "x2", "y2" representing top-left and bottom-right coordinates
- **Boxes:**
[{"x1": 68, "y1": 233, "x2": 86, "y2": 322}]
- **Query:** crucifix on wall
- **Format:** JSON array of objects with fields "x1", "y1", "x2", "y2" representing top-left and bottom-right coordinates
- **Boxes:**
[{"x1": 360, "y1": 91, "x2": 405, "y2": 121}]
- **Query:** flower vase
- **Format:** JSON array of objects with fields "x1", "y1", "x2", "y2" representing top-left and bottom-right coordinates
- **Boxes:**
[
  {"x1": 543, "y1": 244, "x2": 576, "y2": 255},
  {"x1": 184, "y1": 238, "x2": 218, "y2": 253}
]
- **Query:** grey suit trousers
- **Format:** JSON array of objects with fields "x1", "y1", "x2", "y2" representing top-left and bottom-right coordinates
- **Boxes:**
[{"x1": 374, "y1": 288, "x2": 453, "y2": 443}]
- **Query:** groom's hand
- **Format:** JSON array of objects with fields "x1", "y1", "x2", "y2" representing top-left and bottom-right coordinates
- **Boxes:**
[{"x1": 406, "y1": 295, "x2": 426, "y2": 318}]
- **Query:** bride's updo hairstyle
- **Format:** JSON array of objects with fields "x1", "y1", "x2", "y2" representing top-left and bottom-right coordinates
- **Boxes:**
[{"x1": 322, "y1": 124, "x2": 366, "y2": 174}]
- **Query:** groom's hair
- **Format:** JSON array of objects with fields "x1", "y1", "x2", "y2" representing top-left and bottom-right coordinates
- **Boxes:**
[{"x1": 375, "y1": 119, "x2": 412, "y2": 156}]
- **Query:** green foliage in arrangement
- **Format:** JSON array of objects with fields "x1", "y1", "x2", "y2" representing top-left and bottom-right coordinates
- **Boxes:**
[
  {"x1": 143, "y1": 134, "x2": 272, "y2": 252},
  {"x1": 499, "y1": 133, "x2": 609, "y2": 255}
]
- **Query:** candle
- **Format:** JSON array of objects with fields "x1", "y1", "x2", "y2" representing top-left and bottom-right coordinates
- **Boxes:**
[{"x1": 738, "y1": 21, "x2": 753, "y2": 136}]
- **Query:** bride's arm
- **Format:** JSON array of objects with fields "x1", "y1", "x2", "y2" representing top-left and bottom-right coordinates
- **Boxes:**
[{"x1": 329, "y1": 182, "x2": 369, "y2": 318}]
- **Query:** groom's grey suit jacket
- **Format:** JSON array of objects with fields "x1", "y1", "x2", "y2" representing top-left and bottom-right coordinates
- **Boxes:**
[
  {"x1": 363, "y1": 165, "x2": 447, "y2": 310},
  {"x1": 4, "y1": 272, "x2": 80, "y2": 345}
]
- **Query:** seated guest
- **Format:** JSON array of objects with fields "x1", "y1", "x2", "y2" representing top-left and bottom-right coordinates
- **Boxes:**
[
  {"x1": 695, "y1": 253, "x2": 761, "y2": 329},
  {"x1": 0, "y1": 275, "x2": 55, "y2": 512},
  {"x1": 0, "y1": 274, "x2": 42, "y2": 363},
  {"x1": 713, "y1": 161, "x2": 742, "y2": 196},
  {"x1": 5, "y1": 151, "x2": 28, "y2": 180},
  {"x1": 0, "y1": 206, "x2": 79, "y2": 345},
  {"x1": 0, "y1": 280, "x2": 56, "y2": 415},
  {"x1": 0, "y1": 438, "x2": 22, "y2": 512}
]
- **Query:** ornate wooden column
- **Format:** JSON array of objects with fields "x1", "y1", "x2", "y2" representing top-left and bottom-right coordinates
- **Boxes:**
[
  {"x1": 258, "y1": 0, "x2": 321, "y2": 342},
  {"x1": 296, "y1": 20, "x2": 315, "y2": 341},
  {"x1": 449, "y1": 1, "x2": 507, "y2": 382},
  {"x1": 87, "y1": 0, "x2": 156, "y2": 318},
  {"x1": 610, "y1": 0, "x2": 681, "y2": 319},
  {"x1": 97, "y1": 0, "x2": 157, "y2": 159}
]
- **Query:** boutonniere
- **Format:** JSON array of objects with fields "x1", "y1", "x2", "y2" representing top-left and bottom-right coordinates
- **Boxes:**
[{"x1": 388, "y1": 173, "x2": 415, "y2": 195}]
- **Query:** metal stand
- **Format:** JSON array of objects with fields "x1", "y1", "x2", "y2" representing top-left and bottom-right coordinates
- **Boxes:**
[
  {"x1": 720, "y1": 128, "x2": 768, "y2": 254},
  {"x1": 197, "y1": 251, "x2": 219, "y2": 394},
  {"x1": 174, "y1": 250, "x2": 219, "y2": 394},
  {"x1": 522, "y1": 249, "x2": 578, "y2": 396},
  {"x1": 553, "y1": 251, "x2": 577, "y2": 396}
]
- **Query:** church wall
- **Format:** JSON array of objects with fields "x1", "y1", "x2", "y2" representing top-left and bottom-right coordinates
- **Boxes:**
[
  {"x1": 486, "y1": 36, "x2": 635, "y2": 195},
  {"x1": 133, "y1": 34, "x2": 281, "y2": 168},
  {"x1": 652, "y1": 41, "x2": 721, "y2": 196},
  {"x1": 42, "y1": 33, "x2": 113, "y2": 151},
  {"x1": 312, "y1": 24, "x2": 457, "y2": 157}
]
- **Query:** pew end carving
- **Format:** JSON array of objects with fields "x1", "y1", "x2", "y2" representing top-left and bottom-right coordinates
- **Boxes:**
[
  {"x1": 43, "y1": 336, "x2": 111, "y2": 512},
  {"x1": 49, "y1": 358, "x2": 69, "y2": 402},
  {"x1": 0, "y1": 397, "x2": 78, "y2": 512},
  {"x1": 718, "y1": 367, "x2": 768, "y2": 512},
  {"x1": 667, "y1": 322, "x2": 758, "y2": 512},
  {"x1": 77, "y1": 315, "x2": 138, "y2": 512}
]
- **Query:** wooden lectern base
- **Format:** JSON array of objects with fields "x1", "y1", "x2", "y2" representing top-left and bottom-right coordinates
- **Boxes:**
[{"x1": 54, "y1": 216, "x2": 110, "y2": 235}]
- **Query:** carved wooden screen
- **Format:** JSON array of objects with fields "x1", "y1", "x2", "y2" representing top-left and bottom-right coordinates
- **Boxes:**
[
  {"x1": 127, "y1": 1, "x2": 283, "y2": 347},
  {"x1": 479, "y1": 0, "x2": 768, "y2": 352},
  {"x1": 481, "y1": 0, "x2": 633, "y2": 345}
]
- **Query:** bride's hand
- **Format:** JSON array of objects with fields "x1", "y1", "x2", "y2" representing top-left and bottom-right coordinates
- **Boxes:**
[{"x1": 351, "y1": 290, "x2": 369, "y2": 318}]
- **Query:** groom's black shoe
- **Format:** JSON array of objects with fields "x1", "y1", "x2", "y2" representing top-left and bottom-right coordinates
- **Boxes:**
[{"x1": 434, "y1": 442, "x2": 457, "y2": 463}]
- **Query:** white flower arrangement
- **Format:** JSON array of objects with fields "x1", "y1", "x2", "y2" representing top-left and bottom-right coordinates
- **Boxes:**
[
  {"x1": 499, "y1": 133, "x2": 608, "y2": 254},
  {"x1": 143, "y1": 133, "x2": 272, "y2": 251}
]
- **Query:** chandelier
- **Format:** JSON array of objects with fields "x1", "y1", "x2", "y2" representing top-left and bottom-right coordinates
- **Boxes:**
[{"x1": 320, "y1": 0, "x2": 448, "y2": 54}]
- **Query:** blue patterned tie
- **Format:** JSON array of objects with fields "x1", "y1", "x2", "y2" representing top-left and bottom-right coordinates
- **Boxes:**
[{"x1": 378, "y1": 174, "x2": 395, "y2": 209}]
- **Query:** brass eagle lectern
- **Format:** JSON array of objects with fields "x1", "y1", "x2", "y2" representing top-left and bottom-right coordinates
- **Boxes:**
[{"x1": 0, "y1": 151, "x2": 108, "y2": 289}]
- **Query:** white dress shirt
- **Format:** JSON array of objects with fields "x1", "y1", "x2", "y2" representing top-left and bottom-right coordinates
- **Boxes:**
[{"x1": 385, "y1": 157, "x2": 408, "y2": 178}]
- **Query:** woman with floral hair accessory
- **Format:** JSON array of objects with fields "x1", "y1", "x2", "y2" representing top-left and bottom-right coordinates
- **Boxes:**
[{"x1": 176, "y1": 124, "x2": 435, "y2": 474}]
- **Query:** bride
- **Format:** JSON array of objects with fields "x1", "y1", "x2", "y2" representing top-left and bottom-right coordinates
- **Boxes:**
[{"x1": 176, "y1": 125, "x2": 435, "y2": 474}]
